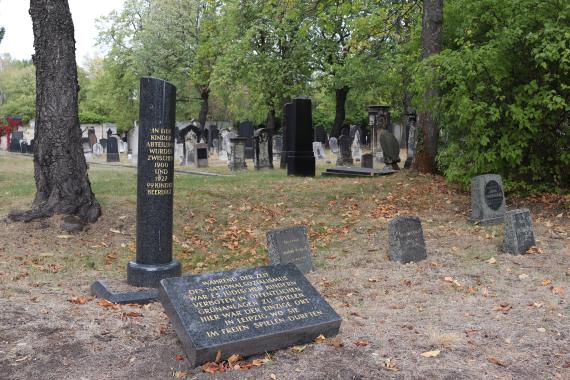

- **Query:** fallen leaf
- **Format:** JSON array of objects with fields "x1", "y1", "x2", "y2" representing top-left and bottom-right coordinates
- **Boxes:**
[
  {"x1": 354, "y1": 339, "x2": 369, "y2": 347},
  {"x1": 97, "y1": 299, "x2": 120, "y2": 310},
  {"x1": 541, "y1": 279, "x2": 552, "y2": 286},
  {"x1": 443, "y1": 276, "x2": 454, "y2": 283},
  {"x1": 526, "y1": 246, "x2": 543, "y2": 255},
  {"x1": 291, "y1": 345, "x2": 307, "y2": 353},
  {"x1": 368, "y1": 278, "x2": 378, "y2": 283},
  {"x1": 174, "y1": 371, "x2": 187, "y2": 378},
  {"x1": 215, "y1": 350, "x2": 222, "y2": 363},
  {"x1": 486, "y1": 257, "x2": 497, "y2": 264},
  {"x1": 551, "y1": 286, "x2": 565, "y2": 295},
  {"x1": 123, "y1": 311, "x2": 141, "y2": 318},
  {"x1": 328, "y1": 338, "x2": 344, "y2": 348},
  {"x1": 383, "y1": 358, "x2": 400, "y2": 372},
  {"x1": 314, "y1": 334, "x2": 326, "y2": 344},
  {"x1": 68, "y1": 295, "x2": 94, "y2": 305},
  {"x1": 494, "y1": 303, "x2": 512, "y2": 313},
  {"x1": 519, "y1": 274, "x2": 529, "y2": 280},
  {"x1": 57, "y1": 235, "x2": 72, "y2": 239},
  {"x1": 175, "y1": 354, "x2": 185, "y2": 361},
  {"x1": 270, "y1": 374, "x2": 277, "y2": 380},
  {"x1": 110, "y1": 228, "x2": 122, "y2": 234},
  {"x1": 227, "y1": 354, "x2": 241, "y2": 366},
  {"x1": 421, "y1": 350, "x2": 440, "y2": 358},
  {"x1": 488, "y1": 357, "x2": 507, "y2": 366},
  {"x1": 536, "y1": 327, "x2": 546, "y2": 333}
]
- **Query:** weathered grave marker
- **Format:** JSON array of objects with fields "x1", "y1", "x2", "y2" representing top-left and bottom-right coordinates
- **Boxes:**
[
  {"x1": 388, "y1": 216, "x2": 427, "y2": 263},
  {"x1": 106, "y1": 136, "x2": 120, "y2": 162},
  {"x1": 159, "y1": 264, "x2": 341, "y2": 367},
  {"x1": 470, "y1": 174, "x2": 506, "y2": 225},
  {"x1": 266, "y1": 226, "x2": 314, "y2": 273},
  {"x1": 285, "y1": 98, "x2": 315, "y2": 177},
  {"x1": 503, "y1": 208, "x2": 536, "y2": 255},
  {"x1": 336, "y1": 135, "x2": 353, "y2": 166},
  {"x1": 254, "y1": 128, "x2": 273, "y2": 170},
  {"x1": 228, "y1": 137, "x2": 247, "y2": 170},
  {"x1": 194, "y1": 143, "x2": 209, "y2": 168}
]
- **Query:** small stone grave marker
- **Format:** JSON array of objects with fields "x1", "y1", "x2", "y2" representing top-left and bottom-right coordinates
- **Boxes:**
[
  {"x1": 503, "y1": 208, "x2": 536, "y2": 255},
  {"x1": 266, "y1": 226, "x2": 314, "y2": 273},
  {"x1": 470, "y1": 174, "x2": 506, "y2": 225},
  {"x1": 159, "y1": 264, "x2": 341, "y2": 367},
  {"x1": 388, "y1": 216, "x2": 427, "y2": 263}
]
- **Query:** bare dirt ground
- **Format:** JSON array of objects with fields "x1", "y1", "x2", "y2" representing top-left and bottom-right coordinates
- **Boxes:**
[{"x1": 1, "y1": 153, "x2": 569, "y2": 380}]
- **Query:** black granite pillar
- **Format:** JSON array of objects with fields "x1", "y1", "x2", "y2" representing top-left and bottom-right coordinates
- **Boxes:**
[
  {"x1": 285, "y1": 98, "x2": 315, "y2": 177},
  {"x1": 127, "y1": 77, "x2": 181, "y2": 288}
]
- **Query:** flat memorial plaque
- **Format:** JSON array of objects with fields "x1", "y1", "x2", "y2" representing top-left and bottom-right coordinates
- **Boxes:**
[
  {"x1": 266, "y1": 226, "x2": 314, "y2": 273},
  {"x1": 159, "y1": 264, "x2": 341, "y2": 367}
]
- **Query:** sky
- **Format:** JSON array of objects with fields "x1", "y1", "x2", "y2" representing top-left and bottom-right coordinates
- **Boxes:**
[{"x1": 0, "y1": 0, "x2": 125, "y2": 66}]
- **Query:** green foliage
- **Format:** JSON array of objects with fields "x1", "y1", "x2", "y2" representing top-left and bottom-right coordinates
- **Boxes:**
[
  {"x1": 0, "y1": 56, "x2": 35, "y2": 122},
  {"x1": 79, "y1": 110, "x2": 109, "y2": 124},
  {"x1": 413, "y1": 0, "x2": 570, "y2": 192}
]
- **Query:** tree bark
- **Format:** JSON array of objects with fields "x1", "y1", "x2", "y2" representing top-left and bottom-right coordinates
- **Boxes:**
[
  {"x1": 412, "y1": 0, "x2": 443, "y2": 173},
  {"x1": 197, "y1": 85, "x2": 210, "y2": 141},
  {"x1": 330, "y1": 86, "x2": 349, "y2": 138},
  {"x1": 9, "y1": 0, "x2": 100, "y2": 223}
]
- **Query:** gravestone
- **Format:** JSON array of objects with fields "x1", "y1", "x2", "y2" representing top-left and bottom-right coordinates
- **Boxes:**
[
  {"x1": 159, "y1": 264, "x2": 341, "y2": 367},
  {"x1": 128, "y1": 123, "x2": 139, "y2": 164},
  {"x1": 238, "y1": 122, "x2": 255, "y2": 159},
  {"x1": 312, "y1": 142, "x2": 325, "y2": 160},
  {"x1": 20, "y1": 141, "x2": 28, "y2": 154},
  {"x1": 351, "y1": 130, "x2": 362, "y2": 161},
  {"x1": 336, "y1": 135, "x2": 353, "y2": 166},
  {"x1": 328, "y1": 137, "x2": 339, "y2": 156},
  {"x1": 379, "y1": 130, "x2": 400, "y2": 169},
  {"x1": 183, "y1": 131, "x2": 197, "y2": 166},
  {"x1": 10, "y1": 136, "x2": 22, "y2": 152},
  {"x1": 404, "y1": 113, "x2": 416, "y2": 169},
  {"x1": 99, "y1": 138, "x2": 107, "y2": 152},
  {"x1": 272, "y1": 135, "x2": 283, "y2": 161},
  {"x1": 194, "y1": 143, "x2": 209, "y2": 168},
  {"x1": 92, "y1": 143, "x2": 104, "y2": 156},
  {"x1": 285, "y1": 98, "x2": 315, "y2": 177},
  {"x1": 106, "y1": 136, "x2": 120, "y2": 162},
  {"x1": 219, "y1": 129, "x2": 230, "y2": 161},
  {"x1": 470, "y1": 174, "x2": 506, "y2": 225},
  {"x1": 361, "y1": 153, "x2": 373, "y2": 168},
  {"x1": 175, "y1": 142, "x2": 185, "y2": 164},
  {"x1": 503, "y1": 209, "x2": 536, "y2": 255},
  {"x1": 127, "y1": 77, "x2": 181, "y2": 287},
  {"x1": 228, "y1": 137, "x2": 247, "y2": 171},
  {"x1": 254, "y1": 128, "x2": 273, "y2": 170},
  {"x1": 266, "y1": 226, "x2": 314, "y2": 273},
  {"x1": 314, "y1": 125, "x2": 327, "y2": 144},
  {"x1": 388, "y1": 216, "x2": 427, "y2": 263},
  {"x1": 88, "y1": 129, "x2": 97, "y2": 148},
  {"x1": 211, "y1": 138, "x2": 219, "y2": 155}
]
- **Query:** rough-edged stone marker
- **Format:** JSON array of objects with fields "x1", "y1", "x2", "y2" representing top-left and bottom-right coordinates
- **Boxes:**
[
  {"x1": 404, "y1": 113, "x2": 416, "y2": 169},
  {"x1": 266, "y1": 226, "x2": 314, "y2": 273},
  {"x1": 329, "y1": 137, "x2": 339, "y2": 155},
  {"x1": 336, "y1": 135, "x2": 353, "y2": 166},
  {"x1": 254, "y1": 128, "x2": 273, "y2": 169},
  {"x1": 106, "y1": 136, "x2": 120, "y2": 162},
  {"x1": 285, "y1": 98, "x2": 315, "y2": 176},
  {"x1": 159, "y1": 264, "x2": 341, "y2": 367},
  {"x1": 470, "y1": 174, "x2": 506, "y2": 225},
  {"x1": 238, "y1": 121, "x2": 255, "y2": 159},
  {"x1": 361, "y1": 153, "x2": 373, "y2": 168},
  {"x1": 127, "y1": 77, "x2": 181, "y2": 288},
  {"x1": 312, "y1": 142, "x2": 325, "y2": 160},
  {"x1": 228, "y1": 137, "x2": 247, "y2": 170},
  {"x1": 379, "y1": 130, "x2": 400, "y2": 169},
  {"x1": 314, "y1": 125, "x2": 327, "y2": 144},
  {"x1": 388, "y1": 216, "x2": 427, "y2": 263},
  {"x1": 503, "y1": 209, "x2": 536, "y2": 255},
  {"x1": 194, "y1": 142, "x2": 209, "y2": 168}
]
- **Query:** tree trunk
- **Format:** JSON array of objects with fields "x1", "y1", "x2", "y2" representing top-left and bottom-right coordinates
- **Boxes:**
[
  {"x1": 9, "y1": 0, "x2": 100, "y2": 223},
  {"x1": 198, "y1": 85, "x2": 210, "y2": 141},
  {"x1": 266, "y1": 108, "x2": 276, "y2": 131},
  {"x1": 412, "y1": 0, "x2": 443, "y2": 173},
  {"x1": 330, "y1": 86, "x2": 349, "y2": 138}
]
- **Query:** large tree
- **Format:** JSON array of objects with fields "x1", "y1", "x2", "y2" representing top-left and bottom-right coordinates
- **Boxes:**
[
  {"x1": 9, "y1": 0, "x2": 101, "y2": 223},
  {"x1": 412, "y1": 0, "x2": 443, "y2": 173}
]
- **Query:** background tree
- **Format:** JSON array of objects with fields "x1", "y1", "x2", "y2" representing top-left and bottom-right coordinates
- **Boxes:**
[
  {"x1": 0, "y1": 56, "x2": 36, "y2": 121},
  {"x1": 9, "y1": 0, "x2": 101, "y2": 223},
  {"x1": 412, "y1": 0, "x2": 443, "y2": 173},
  {"x1": 0, "y1": 27, "x2": 4, "y2": 45}
]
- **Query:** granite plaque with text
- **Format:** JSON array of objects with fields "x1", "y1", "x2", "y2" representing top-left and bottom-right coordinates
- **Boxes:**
[
  {"x1": 266, "y1": 226, "x2": 314, "y2": 273},
  {"x1": 159, "y1": 264, "x2": 341, "y2": 367},
  {"x1": 388, "y1": 215, "x2": 427, "y2": 263}
]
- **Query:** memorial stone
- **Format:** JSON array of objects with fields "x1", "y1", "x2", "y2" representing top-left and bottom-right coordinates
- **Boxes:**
[
  {"x1": 312, "y1": 142, "x2": 325, "y2": 160},
  {"x1": 470, "y1": 174, "x2": 506, "y2": 225},
  {"x1": 266, "y1": 226, "x2": 314, "y2": 273},
  {"x1": 228, "y1": 137, "x2": 247, "y2": 170},
  {"x1": 503, "y1": 209, "x2": 536, "y2": 255},
  {"x1": 388, "y1": 216, "x2": 427, "y2": 263},
  {"x1": 314, "y1": 125, "x2": 327, "y2": 144},
  {"x1": 351, "y1": 130, "x2": 363, "y2": 161},
  {"x1": 193, "y1": 143, "x2": 209, "y2": 168},
  {"x1": 285, "y1": 98, "x2": 315, "y2": 177},
  {"x1": 93, "y1": 143, "x2": 104, "y2": 156},
  {"x1": 336, "y1": 135, "x2": 353, "y2": 166},
  {"x1": 254, "y1": 128, "x2": 273, "y2": 170},
  {"x1": 361, "y1": 153, "x2": 373, "y2": 168},
  {"x1": 238, "y1": 121, "x2": 255, "y2": 159},
  {"x1": 404, "y1": 113, "x2": 417, "y2": 169},
  {"x1": 219, "y1": 129, "x2": 230, "y2": 161},
  {"x1": 379, "y1": 130, "x2": 400, "y2": 169},
  {"x1": 100, "y1": 138, "x2": 108, "y2": 152},
  {"x1": 159, "y1": 264, "x2": 341, "y2": 367},
  {"x1": 329, "y1": 137, "x2": 339, "y2": 155},
  {"x1": 127, "y1": 77, "x2": 181, "y2": 287},
  {"x1": 106, "y1": 136, "x2": 120, "y2": 162},
  {"x1": 272, "y1": 135, "x2": 283, "y2": 160}
]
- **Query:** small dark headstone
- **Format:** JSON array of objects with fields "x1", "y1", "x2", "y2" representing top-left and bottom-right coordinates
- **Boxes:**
[
  {"x1": 159, "y1": 264, "x2": 341, "y2": 367},
  {"x1": 10, "y1": 137, "x2": 21, "y2": 152},
  {"x1": 361, "y1": 153, "x2": 373, "y2": 168},
  {"x1": 470, "y1": 174, "x2": 506, "y2": 225},
  {"x1": 99, "y1": 138, "x2": 108, "y2": 151},
  {"x1": 503, "y1": 209, "x2": 536, "y2": 255},
  {"x1": 127, "y1": 77, "x2": 181, "y2": 288},
  {"x1": 106, "y1": 137, "x2": 120, "y2": 162},
  {"x1": 314, "y1": 125, "x2": 327, "y2": 144},
  {"x1": 194, "y1": 143, "x2": 208, "y2": 168},
  {"x1": 238, "y1": 122, "x2": 255, "y2": 159},
  {"x1": 388, "y1": 216, "x2": 427, "y2": 263},
  {"x1": 267, "y1": 226, "x2": 313, "y2": 273}
]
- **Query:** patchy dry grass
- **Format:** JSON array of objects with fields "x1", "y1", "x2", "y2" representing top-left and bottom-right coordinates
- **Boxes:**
[{"x1": 1, "y1": 152, "x2": 569, "y2": 379}]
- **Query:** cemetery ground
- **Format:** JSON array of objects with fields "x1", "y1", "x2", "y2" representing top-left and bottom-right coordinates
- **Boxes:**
[{"x1": 1, "y1": 153, "x2": 569, "y2": 380}]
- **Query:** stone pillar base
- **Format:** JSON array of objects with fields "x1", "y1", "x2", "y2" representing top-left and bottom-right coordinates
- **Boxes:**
[{"x1": 127, "y1": 260, "x2": 182, "y2": 288}]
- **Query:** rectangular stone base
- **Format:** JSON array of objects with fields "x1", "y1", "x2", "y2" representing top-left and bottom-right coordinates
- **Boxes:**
[
  {"x1": 287, "y1": 154, "x2": 315, "y2": 177},
  {"x1": 91, "y1": 279, "x2": 159, "y2": 304}
]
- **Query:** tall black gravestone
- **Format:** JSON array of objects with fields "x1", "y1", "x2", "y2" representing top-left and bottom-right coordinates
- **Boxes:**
[
  {"x1": 285, "y1": 98, "x2": 315, "y2": 177},
  {"x1": 127, "y1": 77, "x2": 181, "y2": 287},
  {"x1": 106, "y1": 137, "x2": 120, "y2": 162},
  {"x1": 238, "y1": 121, "x2": 255, "y2": 159}
]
